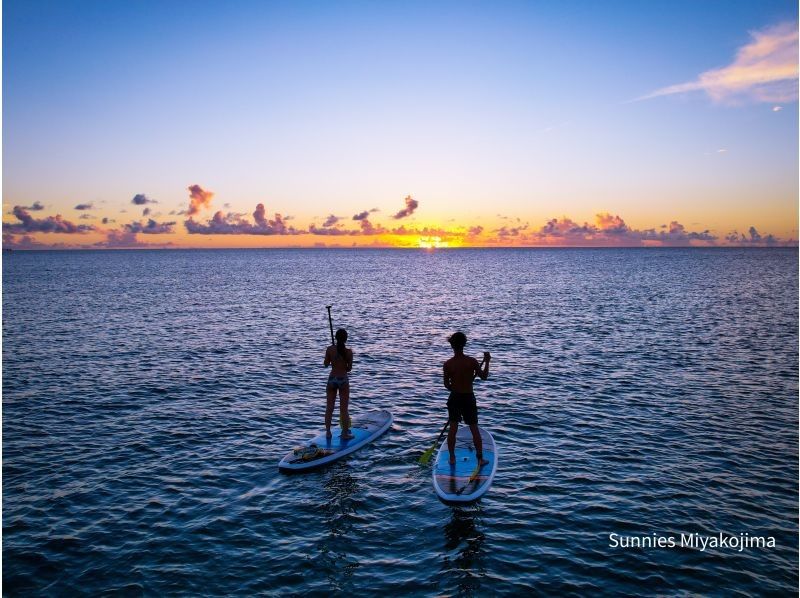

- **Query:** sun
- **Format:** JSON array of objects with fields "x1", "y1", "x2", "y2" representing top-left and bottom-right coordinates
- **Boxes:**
[{"x1": 418, "y1": 236, "x2": 449, "y2": 249}]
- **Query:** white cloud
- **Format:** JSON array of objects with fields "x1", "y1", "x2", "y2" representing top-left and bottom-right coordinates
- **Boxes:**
[{"x1": 636, "y1": 22, "x2": 798, "y2": 104}]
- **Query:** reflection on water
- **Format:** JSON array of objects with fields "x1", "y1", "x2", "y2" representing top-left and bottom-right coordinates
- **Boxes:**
[
  {"x1": 440, "y1": 506, "x2": 486, "y2": 595},
  {"x1": 322, "y1": 463, "x2": 361, "y2": 537},
  {"x1": 315, "y1": 464, "x2": 362, "y2": 591}
]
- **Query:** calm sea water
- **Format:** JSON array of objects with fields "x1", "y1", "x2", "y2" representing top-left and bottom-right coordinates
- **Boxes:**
[{"x1": 3, "y1": 248, "x2": 798, "y2": 595}]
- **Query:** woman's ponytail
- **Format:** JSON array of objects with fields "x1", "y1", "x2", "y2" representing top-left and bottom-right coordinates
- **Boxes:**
[{"x1": 335, "y1": 328, "x2": 348, "y2": 361}]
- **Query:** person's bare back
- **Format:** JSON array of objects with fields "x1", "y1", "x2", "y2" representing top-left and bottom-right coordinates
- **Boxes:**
[
  {"x1": 325, "y1": 345, "x2": 352, "y2": 376},
  {"x1": 443, "y1": 354, "x2": 482, "y2": 393}
]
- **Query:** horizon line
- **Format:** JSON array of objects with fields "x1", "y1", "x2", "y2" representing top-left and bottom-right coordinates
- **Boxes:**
[{"x1": 4, "y1": 245, "x2": 797, "y2": 252}]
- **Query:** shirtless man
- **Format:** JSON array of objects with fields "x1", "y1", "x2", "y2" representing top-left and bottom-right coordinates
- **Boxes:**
[
  {"x1": 443, "y1": 331, "x2": 491, "y2": 466},
  {"x1": 324, "y1": 328, "x2": 354, "y2": 440}
]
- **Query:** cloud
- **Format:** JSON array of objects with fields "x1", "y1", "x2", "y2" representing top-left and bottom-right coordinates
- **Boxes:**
[
  {"x1": 308, "y1": 214, "x2": 362, "y2": 236},
  {"x1": 542, "y1": 121, "x2": 572, "y2": 133},
  {"x1": 660, "y1": 221, "x2": 716, "y2": 243},
  {"x1": 308, "y1": 224, "x2": 352, "y2": 236},
  {"x1": 74, "y1": 202, "x2": 95, "y2": 210},
  {"x1": 185, "y1": 203, "x2": 300, "y2": 235},
  {"x1": 253, "y1": 204, "x2": 293, "y2": 233},
  {"x1": 93, "y1": 229, "x2": 176, "y2": 249},
  {"x1": 124, "y1": 219, "x2": 176, "y2": 234},
  {"x1": 187, "y1": 184, "x2": 214, "y2": 215},
  {"x1": 352, "y1": 208, "x2": 378, "y2": 221},
  {"x1": 252, "y1": 204, "x2": 268, "y2": 228},
  {"x1": 5, "y1": 206, "x2": 94, "y2": 233},
  {"x1": 359, "y1": 217, "x2": 387, "y2": 235},
  {"x1": 595, "y1": 212, "x2": 629, "y2": 234},
  {"x1": 308, "y1": 219, "x2": 456, "y2": 238},
  {"x1": 539, "y1": 216, "x2": 594, "y2": 237},
  {"x1": 525, "y1": 214, "x2": 799, "y2": 246},
  {"x1": 132, "y1": 193, "x2": 158, "y2": 205},
  {"x1": 96, "y1": 230, "x2": 147, "y2": 248},
  {"x1": 636, "y1": 22, "x2": 799, "y2": 104},
  {"x1": 2, "y1": 233, "x2": 54, "y2": 249},
  {"x1": 725, "y1": 226, "x2": 783, "y2": 246},
  {"x1": 79, "y1": 214, "x2": 94, "y2": 220},
  {"x1": 495, "y1": 224, "x2": 529, "y2": 238},
  {"x1": 19, "y1": 201, "x2": 45, "y2": 211},
  {"x1": 309, "y1": 216, "x2": 432, "y2": 237},
  {"x1": 393, "y1": 195, "x2": 419, "y2": 219},
  {"x1": 527, "y1": 214, "x2": 718, "y2": 246},
  {"x1": 143, "y1": 207, "x2": 151, "y2": 216},
  {"x1": 391, "y1": 225, "x2": 453, "y2": 237}
]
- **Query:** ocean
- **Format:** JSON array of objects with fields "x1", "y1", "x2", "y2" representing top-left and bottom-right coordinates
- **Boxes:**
[{"x1": 3, "y1": 248, "x2": 798, "y2": 594}]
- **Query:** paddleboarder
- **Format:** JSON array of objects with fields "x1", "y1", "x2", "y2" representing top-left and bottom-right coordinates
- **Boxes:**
[
  {"x1": 324, "y1": 328, "x2": 354, "y2": 440},
  {"x1": 443, "y1": 332, "x2": 491, "y2": 466}
]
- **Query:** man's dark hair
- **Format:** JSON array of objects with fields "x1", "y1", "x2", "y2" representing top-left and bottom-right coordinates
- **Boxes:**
[{"x1": 448, "y1": 331, "x2": 467, "y2": 350}]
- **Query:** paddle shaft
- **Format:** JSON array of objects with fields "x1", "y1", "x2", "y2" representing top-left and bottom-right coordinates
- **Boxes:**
[
  {"x1": 326, "y1": 305, "x2": 334, "y2": 345},
  {"x1": 431, "y1": 419, "x2": 450, "y2": 449}
]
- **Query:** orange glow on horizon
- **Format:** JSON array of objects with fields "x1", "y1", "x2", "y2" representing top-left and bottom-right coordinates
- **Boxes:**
[
  {"x1": 2, "y1": 209, "x2": 796, "y2": 249},
  {"x1": 418, "y1": 236, "x2": 450, "y2": 249}
]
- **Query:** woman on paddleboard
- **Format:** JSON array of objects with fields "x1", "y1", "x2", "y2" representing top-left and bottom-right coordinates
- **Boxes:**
[{"x1": 324, "y1": 328, "x2": 354, "y2": 440}]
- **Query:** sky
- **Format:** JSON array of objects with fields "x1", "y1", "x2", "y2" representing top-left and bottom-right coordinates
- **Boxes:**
[{"x1": 3, "y1": 0, "x2": 798, "y2": 248}]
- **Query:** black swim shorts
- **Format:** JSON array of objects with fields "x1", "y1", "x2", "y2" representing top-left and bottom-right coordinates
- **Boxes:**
[{"x1": 447, "y1": 392, "x2": 478, "y2": 426}]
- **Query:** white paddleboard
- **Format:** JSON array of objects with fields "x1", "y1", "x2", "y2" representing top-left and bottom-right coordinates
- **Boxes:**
[
  {"x1": 278, "y1": 409, "x2": 392, "y2": 472},
  {"x1": 432, "y1": 425, "x2": 498, "y2": 503}
]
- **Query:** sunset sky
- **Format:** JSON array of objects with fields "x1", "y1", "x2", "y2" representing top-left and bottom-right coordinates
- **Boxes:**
[{"x1": 3, "y1": 0, "x2": 798, "y2": 248}]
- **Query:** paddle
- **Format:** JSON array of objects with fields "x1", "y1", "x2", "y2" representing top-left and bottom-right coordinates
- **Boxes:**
[
  {"x1": 456, "y1": 457, "x2": 487, "y2": 494},
  {"x1": 418, "y1": 420, "x2": 449, "y2": 465},
  {"x1": 326, "y1": 305, "x2": 334, "y2": 345},
  {"x1": 419, "y1": 354, "x2": 488, "y2": 465}
]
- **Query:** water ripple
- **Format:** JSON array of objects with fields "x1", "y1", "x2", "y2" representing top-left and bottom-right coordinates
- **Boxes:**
[{"x1": 3, "y1": 248, "x2": 798, "y2": 594}]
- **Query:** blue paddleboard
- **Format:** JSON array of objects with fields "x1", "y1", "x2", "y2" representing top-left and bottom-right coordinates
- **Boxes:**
[
  {"x1": 432, "y1": 426, "x2": 498, "y2": 503},
  {"x1": 278, "y1": 409, "x2": 392, "y2": 472}
]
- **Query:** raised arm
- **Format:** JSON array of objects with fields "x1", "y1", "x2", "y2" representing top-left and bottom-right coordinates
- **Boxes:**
[{"x1": 475, "y1": 354, "x2": 490, "y2": 380}]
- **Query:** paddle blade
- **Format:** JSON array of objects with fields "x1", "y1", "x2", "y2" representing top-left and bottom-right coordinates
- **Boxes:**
[{"x1": 418, "y1": 443, "x2": 436, "y2": 464}]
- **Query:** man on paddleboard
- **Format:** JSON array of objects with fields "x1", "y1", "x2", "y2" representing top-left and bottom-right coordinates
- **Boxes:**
[{"x1": 443, "y1": 332, "x2": 490, "y2": 466}]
